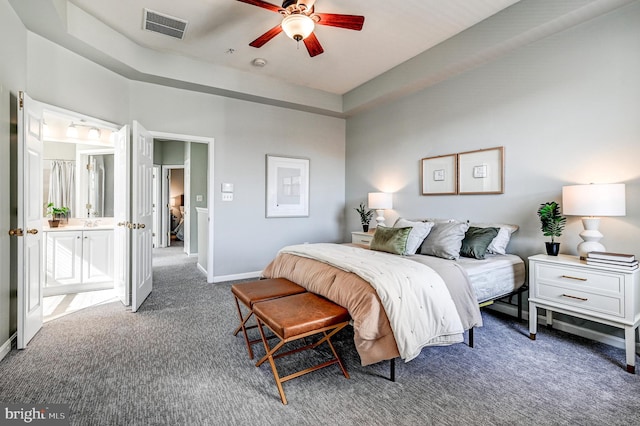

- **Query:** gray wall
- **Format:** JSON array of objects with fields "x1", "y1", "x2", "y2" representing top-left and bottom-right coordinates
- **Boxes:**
[
  {"x1": 345, "y1": 2, "x2": 640, "y2": 262},
  {"x1": 154, "y1": 140, "x2": 185, "y2": 166},
  {"x1": 24, "y1": 28, "x2": 346, "y2": 278},
  {"x1": 129, "y1": 81, "x2": 346, "y2": 275},
  {"x1": 189, "y1": 142, "x2": 208, "y2": 255}
]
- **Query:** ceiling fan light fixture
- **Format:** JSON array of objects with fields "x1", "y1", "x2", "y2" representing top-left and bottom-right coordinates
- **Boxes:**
[{"x1": 281, "y1": 14, "x2": 314, "y2": 42}]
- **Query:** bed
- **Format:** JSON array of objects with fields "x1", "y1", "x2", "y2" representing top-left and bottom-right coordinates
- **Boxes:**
[{"x1": 261, "y1": 219, "x2": 526, "y2": 369}]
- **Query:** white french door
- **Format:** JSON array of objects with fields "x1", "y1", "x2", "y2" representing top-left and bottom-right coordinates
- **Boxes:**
[
  {"x1": 113, "y1": 125, "x2": 130, "y2": 306},
  {"x1": 131, "y1": 121, "x2": 154, "y2": 312},
  {"x1": 16, "y1": 92, "x2": 44, "y2": 349}
]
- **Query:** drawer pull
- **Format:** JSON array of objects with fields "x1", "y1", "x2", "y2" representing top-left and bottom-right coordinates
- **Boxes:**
[
  {"x1": 561, "y1": 275, "x2": 587, "y2": 281},
  {"x1": 561, "y1": 293, "x2": 588, "y2": 302}
]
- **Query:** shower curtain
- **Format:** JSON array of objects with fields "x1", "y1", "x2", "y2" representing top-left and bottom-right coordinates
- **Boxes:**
[{"x1": 48, "y1": 160, "x2": 75, "y2": 217}]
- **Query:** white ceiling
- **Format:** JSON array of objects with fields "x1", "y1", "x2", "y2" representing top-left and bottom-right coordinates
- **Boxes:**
[
  {"x1": 66, "y1": 0, "x2": 521, "y2": 95},
  {"x1": 9, "y1": 0, "x2": 633, "y2": 116}
]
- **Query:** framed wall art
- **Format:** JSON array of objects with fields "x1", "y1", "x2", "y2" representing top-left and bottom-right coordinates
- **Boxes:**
[
  {"x1": 265, "y1": 155, "x2": 310, "y2": 217},
  {"x1": 421, "y1": 154, "x2": 457, "y2": 195},
  {"x1": 457, "y1": 147, "x2": 504, "y2": 195}
]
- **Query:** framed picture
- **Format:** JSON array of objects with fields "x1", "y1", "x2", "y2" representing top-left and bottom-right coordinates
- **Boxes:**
[
  {"x1": 458, "y1": 147, "x2": 504, "y2": 194},
  {"x1": 265, "y1": 155, "x2": 310, "y2": 217},
  {"x1": 421, "y1": 154, "x2": 457, "y2": 195}
]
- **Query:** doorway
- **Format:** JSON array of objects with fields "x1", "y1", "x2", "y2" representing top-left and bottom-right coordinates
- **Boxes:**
[
  {"x1": 149, "y1": 132, "x2": 215, "y2": 283},
  {"x1": 164, "y1": 166, "x2": 185, "y2": 248},
  {"x1": 13, "y1": 96, "x2": 216, "y2": 350}
]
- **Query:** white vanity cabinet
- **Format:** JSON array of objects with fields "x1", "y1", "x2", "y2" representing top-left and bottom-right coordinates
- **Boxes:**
[
  {"x1": 82, "y1": 230, "x2": 114, "y2": 284},
  {"x1": 45, "y1": 228, "x2": 114, "y2": 294},
  {"x1": 45, "y1": 230, "x2": 83, "y2": 286}
]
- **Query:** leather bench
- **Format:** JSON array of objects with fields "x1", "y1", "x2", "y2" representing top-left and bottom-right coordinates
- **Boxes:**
[
  {"x1": 253, "y1": 292, "x2": 351, "y2": 405},
  {"x1": 231, "y1": 278, "x2": 306, "y2": 359}
]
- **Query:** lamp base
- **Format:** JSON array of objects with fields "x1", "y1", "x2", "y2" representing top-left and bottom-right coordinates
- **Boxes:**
[
  {"x1": 577, "y1": 217, "x2": 605, "y2": 260},
  {"x1": 375, "y1": 209, "x2": 386, "y2": 228}
]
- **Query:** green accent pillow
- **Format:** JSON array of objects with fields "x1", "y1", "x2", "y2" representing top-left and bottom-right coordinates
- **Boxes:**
[
  {"x1": 370, "y1": 226, "x2": 412, "y2": 255},
  {"x1": 460, "y1": 226, "x2": 499, "y2": 259}
]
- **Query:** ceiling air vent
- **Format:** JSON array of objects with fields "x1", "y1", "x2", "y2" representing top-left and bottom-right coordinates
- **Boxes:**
[{"x1": 143, "y1": 9, "x2": 188, "y2": 40}]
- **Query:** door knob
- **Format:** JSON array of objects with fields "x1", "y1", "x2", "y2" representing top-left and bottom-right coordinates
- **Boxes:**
[
  {"x1": 8, "y1": 228, "x2": 24, "y2": 237},
  {"x1": 26, "y1": 229, "x2": 38, "y2": 235}
]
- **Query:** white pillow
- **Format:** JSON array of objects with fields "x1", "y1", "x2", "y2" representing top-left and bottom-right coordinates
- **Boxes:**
[
  {"x1": 469, "y1": 222, "x2": 519, "y2": 255},
  {"x1": 394, "y1": 218, "x2": 434, "y2": 255}
]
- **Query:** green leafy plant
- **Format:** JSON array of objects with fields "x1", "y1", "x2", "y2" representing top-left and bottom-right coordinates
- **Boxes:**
[
  {"x1": 46, "y1": 202, "x2": 70, "y2": 219},
  {"x1": 354, "y1": 202, "x2": 373, "y2": 226},
  {"x1": 537, "y1": 201, "x2": 566, "y2": 243}
]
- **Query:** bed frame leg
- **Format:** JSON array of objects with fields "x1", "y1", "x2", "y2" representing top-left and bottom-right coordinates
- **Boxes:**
[
  {"x1": 468, "y1": 327, "x2": 474, "y2": 348},
  {"x1": 389, "y1": 358, "x2": 396, "y2": 382},
  {"x1": 517, "y1": 289, "x2": 523, "y2": 322}
]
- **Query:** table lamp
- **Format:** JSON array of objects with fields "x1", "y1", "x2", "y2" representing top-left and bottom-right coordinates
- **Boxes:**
[
  {"x1": 368, "y1": 192, "x2": 393, "y2": 228},
  {"x1": 562, "y1": 183, "x2": 626, "y2": 259}
]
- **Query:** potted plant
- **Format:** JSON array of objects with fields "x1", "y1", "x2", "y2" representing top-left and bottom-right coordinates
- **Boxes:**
[
  {"x1": 47, "y1": 203, "x2": 70, "y2": 228},
  {"x1": 354, "y1": 202, "x2": 374, "y2": 232},
  {"x1": 537, "y1": 201, "x2": 566, "y2": 256}
]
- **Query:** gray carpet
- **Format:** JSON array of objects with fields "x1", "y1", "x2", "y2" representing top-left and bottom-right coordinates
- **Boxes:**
[{"x1": 2, "y1": 246, "x2": 640, "y2": 425}]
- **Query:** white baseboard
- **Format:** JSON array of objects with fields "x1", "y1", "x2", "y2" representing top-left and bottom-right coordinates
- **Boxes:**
[
  {"x1": 196, "y1": 263, "x2": 207, "y2": 276},
  {"x1": 213, "y1": 271, "x2": 262, "y2": 283},
  {"x1": 487, "y1": 302, "x2": 638, "y2": 351},
  {"x1": 0, "y1": 333, "x2": 16, "y2": 362}
]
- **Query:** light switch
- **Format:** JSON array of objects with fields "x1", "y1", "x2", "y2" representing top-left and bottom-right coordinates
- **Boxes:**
[
  {"x1": 221, "y1": 183, "x2": 234, "y2": 193},
  {"x1": 222, "y1": 193, "x2": 233, "y2": 201},
  {"x1": 196, "y1": 195, "x2": 203, "y2": 202}
]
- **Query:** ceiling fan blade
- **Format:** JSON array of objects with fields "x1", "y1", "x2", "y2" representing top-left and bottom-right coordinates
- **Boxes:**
[
  {"x1": 314, "y1": 13, "x2": 365, "y2": 31},
  {"x1": 303, "y1": 32, "x2": 324, "y2": 57},
  {"x1": 249, "y1": 24, "x2": 284, "y2": 48},
  {"x1": 236, "y1": 0, "x2": 282, "y2": 13}
]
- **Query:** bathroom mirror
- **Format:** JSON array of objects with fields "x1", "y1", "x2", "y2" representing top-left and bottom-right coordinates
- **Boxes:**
[{"x1": 43, "y1": 142, "x2": 115, "y2": 218}]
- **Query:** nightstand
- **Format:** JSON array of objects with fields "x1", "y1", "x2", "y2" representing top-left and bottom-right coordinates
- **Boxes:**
[
  {"x1": 528, "y1": 254, "x2": 640, "y2": 373},
  {"x1": 351, "y1": 230, "x2": 375, "y2": 247}
]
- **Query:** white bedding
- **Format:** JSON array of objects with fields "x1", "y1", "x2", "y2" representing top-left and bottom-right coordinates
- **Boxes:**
[
  {"x1": 280, "y1": 243, "x2": 465, "y2": 362},
  {"x1": 454, "y1": 254, "x2": 526, "y2": 303}
]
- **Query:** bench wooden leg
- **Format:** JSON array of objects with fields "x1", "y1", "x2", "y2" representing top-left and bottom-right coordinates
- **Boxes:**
[
  {"x1": 256, "y1": 318, "x2": 349, "y2": 405},
  {"x1": 233, "y1": 296, "x2": 258, "y2": 359}
]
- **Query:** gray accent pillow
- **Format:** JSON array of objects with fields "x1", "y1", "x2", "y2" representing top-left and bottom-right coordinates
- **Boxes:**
[
  {"x1": 419, "y1": 221, "x2": 469, "y2": 260},
  {"x1": 460, "y1": 226, "x2": 499, "y2": 259},
  {"x1": 394, "y1": 218, "x2": 434, "y2": 255},
  {"x1": 370, "y1": 226, "x2": 412, "y2": 255}
]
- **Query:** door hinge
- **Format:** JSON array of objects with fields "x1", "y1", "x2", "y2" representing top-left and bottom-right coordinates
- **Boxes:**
[
  {"x1": 19, "y1": 91, "x2": 24, "y2": 109},
  {"x1": 86, "y1": 163, "x2": 93, "y2": 171}
]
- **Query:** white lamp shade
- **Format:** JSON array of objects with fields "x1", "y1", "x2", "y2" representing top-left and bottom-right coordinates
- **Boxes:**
[
  {"x1": 562, "y1": 183, "x2": 626, "y2": 217},
  {"x1": 368, "y1": 192, "x2": 393, "y2": 210},
  {"x1": 281, "y1": 14, "x2": 315, "y2": 41}
]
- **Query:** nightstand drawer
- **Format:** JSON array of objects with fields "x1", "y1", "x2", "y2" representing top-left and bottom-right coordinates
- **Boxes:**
[
  {"x1": 351, "y1": 231, "x2": 374, "y2": 246},
  {"x1": 536, "y1": 282, "x2": 624, "y2": 317},
  {"x1": 535, "y1": 263, "x2": 624, "y2": 296}
]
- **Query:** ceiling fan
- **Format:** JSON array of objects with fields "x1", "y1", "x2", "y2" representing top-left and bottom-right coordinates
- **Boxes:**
[{"x1": 237, "y1": 0, "x2": 365, "y2": 57}]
